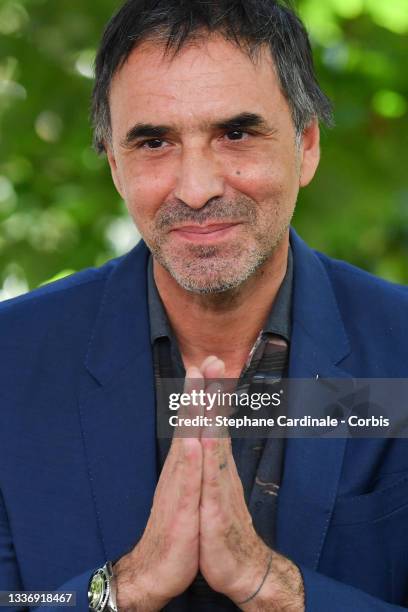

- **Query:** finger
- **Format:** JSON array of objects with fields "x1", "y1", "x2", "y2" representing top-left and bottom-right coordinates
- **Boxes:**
[
  {"x1": 201, "y1": 357, "x2": 225, "y2": 381},
  {"x1": 156, "y1": 436, "x2": 202, "y2": 514},
  {"x1": 201, "y1": 436, "x2": 239, "y2": 532},
  {"x1": 200, "y1": 356, "x2": 225, "y2": 430},
  {"x1": 199, "y1": 358, "x2": 231, "y2": 443},
  {"x1": 201, "y1": 435, "x2": 249, "y2": 540},
  {"x1": 175, "y1": 437, "x2": 203, "y2": 510},
  {"x1": 202, "y1": 379, "x2": 228, "y2": 438},
  {"x1": 184, "y1": 365, "x2": 204, "y2": 395},
  {"x1": 199, "y1": 355, "x2": 219, "y2": 374},
  {"x1": 172, "y1": 365, "x2": 204, "y2": 446},
  {"x1": 201, "y1": 436, "x2": 224, "y2": 506}
]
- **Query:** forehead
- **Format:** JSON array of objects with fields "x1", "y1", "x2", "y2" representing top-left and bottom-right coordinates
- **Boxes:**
[{"x1": 109, "y1": 34, "x2": 289, "y2": 131}]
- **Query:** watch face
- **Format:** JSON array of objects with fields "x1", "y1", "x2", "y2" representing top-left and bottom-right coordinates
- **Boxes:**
[{"x1": 89, "y1": 570, "x2": 106, "y2": 610}]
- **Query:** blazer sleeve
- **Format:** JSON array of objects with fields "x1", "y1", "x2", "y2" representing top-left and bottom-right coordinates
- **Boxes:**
[
  {"x1": 0, "y1": 488, "x2": 24, "y2": 610},
  {"x1": 300, "y1": 565, "x2": 408, "y2": 611},
  {"x1": 1, "y1": 486, "x2": 96, "y2": 612},
  {"x1": 31, "y1": 570, "x2": 97, "y2": 611}
]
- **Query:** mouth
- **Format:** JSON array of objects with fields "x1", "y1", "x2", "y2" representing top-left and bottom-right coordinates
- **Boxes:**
[{"x1": 170, "y1": 222, "x2": 241, "y2": 243}]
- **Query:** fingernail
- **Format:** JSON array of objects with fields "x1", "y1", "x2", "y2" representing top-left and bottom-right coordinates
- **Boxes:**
[
  {"x1": 200, "y1": 355, "x2": 219, "y2": 369},
  {"x1": 186, "y1": 366, "x2": 203, "y2": 378}
]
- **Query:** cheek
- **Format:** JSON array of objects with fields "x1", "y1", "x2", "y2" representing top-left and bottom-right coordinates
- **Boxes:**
[
  {"x1": 228, "y1": 158, "x2": 296, "y2": 204},
  {"x1": 120, "y1": 163, "x2": 172, "y2": 225}
]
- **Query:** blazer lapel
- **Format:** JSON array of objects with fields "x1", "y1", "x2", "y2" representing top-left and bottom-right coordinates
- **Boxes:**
[
  {"x1": 276, "y1": 230, "x2": 353, "y2": 570},
  {"x1": 78, "y1": 241, "x2": 157, "y2": 562}
]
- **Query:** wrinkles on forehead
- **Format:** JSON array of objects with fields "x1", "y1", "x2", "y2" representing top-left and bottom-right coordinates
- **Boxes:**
[{"x1": 112, "y1": 32, "x2": 275, "y2": 97}]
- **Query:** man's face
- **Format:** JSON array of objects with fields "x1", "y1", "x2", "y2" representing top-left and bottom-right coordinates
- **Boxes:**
[{"x1": 107, "y1": 35, "x2": 319, "y2": 293}]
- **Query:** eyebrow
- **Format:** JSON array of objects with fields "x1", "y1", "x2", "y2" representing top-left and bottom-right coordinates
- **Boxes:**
[{"x1": 120, "y1": 112, "x2": 275, "y2": 149}]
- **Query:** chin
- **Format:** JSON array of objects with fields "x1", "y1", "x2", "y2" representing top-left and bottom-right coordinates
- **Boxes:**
[
  {"x1": 166, "y1": 258, "x2": 260, "y2": 295},
  {"x1": 173, "y1": 276, "x2": 242, "y2": 294},
  {"x1": 152, "y1": 237, "x2": 278, "y2": 294}
]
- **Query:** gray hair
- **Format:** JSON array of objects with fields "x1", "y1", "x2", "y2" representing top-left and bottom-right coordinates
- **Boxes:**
[{"x1": 92, "y1": 0, "x2": 333, "y2": 154}]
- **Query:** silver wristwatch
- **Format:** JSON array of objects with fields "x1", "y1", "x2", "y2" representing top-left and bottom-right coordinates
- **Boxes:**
[{"x1": 88, "y1": 561, "x2": 118, "y2": 612}]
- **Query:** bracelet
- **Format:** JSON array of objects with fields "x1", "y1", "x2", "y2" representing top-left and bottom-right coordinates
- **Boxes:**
[{"x1": 236, "y1": 551, "x2": 273, "y2": 606}]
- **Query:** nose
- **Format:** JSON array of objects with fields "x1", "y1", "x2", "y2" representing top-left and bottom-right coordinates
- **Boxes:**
[{"x1": 173, "y1": 147, "x2": 225, "y2": 209}]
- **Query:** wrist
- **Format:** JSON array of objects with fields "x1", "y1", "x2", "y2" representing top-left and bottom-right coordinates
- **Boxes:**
[
  {"x1": 114, "y1": 553, "x2": 169, "y2": 612},
  {"x1": 224, "y1": 545, "x2": 272, "y2": 605},
  {"x1": 228, "y1": 550, "x2": 305, "y2": 612},
  {"x1": 114, "y1": 555, "x2": 137, "y2": 612},
  {"x1": 251, "y1": 553, "x2": 305, "y2": 612}
]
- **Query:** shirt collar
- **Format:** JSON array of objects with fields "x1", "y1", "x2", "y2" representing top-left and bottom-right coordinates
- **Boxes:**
[
  {"x1": 262, "y1": 246, "x2": 292, "y2": 342},
  {"x1": 147, "y1": 254, "x2": 172, "y2": 344}
]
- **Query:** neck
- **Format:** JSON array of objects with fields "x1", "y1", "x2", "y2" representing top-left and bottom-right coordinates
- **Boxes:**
[{"x1": 153, "y1": 233, "x2": 289, "y2": 377}]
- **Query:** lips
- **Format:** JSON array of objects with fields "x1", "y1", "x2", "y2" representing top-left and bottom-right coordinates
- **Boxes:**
[
  {"x1": 171, "y1": 222, "x2": 240, "y2": 234},
  {"x1": 170, "y1": 222, "x2": 241, "y2": 243}
]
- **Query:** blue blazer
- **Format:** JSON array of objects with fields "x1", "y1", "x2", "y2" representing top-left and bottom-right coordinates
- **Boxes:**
[{"x1": 1, "y1": 228, "x2": 408, "y2": 611}]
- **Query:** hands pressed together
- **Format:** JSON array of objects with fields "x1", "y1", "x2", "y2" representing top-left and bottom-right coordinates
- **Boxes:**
[{"x1": 114, "y1": 357, "x2": 305, "y2": 611}]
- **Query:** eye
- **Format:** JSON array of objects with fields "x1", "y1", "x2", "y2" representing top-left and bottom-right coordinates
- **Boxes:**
[
  {"x1": 225, "y1": 130, "x2": 249, "y2": 141},
  {"x1": 140, "y1": 139, "x2": 166, "y2": 149}
]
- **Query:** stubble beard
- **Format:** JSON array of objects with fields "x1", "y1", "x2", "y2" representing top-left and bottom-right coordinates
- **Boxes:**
[
  {"x1": 152, "y1": 240, "x2": 268, "y2": 294},
  {"x1": 148, "y1": 212, "x2": 292, "y2": 295}
]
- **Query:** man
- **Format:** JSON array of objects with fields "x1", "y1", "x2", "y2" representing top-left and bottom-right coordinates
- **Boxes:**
[{"x1": 0, "y1": 0, "x2": 407, "y2": 610}]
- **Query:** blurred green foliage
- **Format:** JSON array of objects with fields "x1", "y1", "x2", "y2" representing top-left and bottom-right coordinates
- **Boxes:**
[{"x1": 0, "y1": 0, "x2": 407, "y2": 299}]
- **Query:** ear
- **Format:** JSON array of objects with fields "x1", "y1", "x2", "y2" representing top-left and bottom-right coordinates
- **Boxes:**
[
  {"x1": 299, "y1": 119, "x2": 320, "y2": 188},
  {"x1": 106, "y1": 145, "x2": 125, "y2": 199}
]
